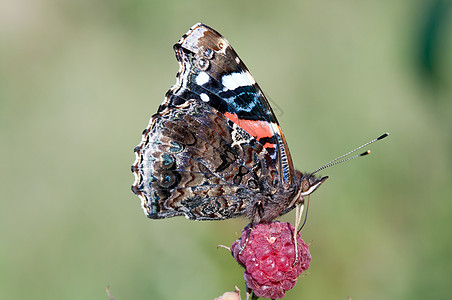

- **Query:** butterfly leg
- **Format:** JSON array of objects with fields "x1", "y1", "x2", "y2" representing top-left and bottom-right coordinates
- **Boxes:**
[
  {"x1": 239, "y1": 200, "x2": 264, "y2": 254},
  {"x1": 239, "y1": 225, "x2": 252, "y2": 255},
  {"x1": 293, "y1": 195, "x2": 309, "y2": 265},
  {"x1": 293, "y1": 203, "x2": 303, "y2": 265}
]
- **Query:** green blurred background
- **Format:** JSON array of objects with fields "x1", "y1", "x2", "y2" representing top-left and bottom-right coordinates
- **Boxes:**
[{"x1": 1, "y1": 0, "x2": 452, "y2": 299}]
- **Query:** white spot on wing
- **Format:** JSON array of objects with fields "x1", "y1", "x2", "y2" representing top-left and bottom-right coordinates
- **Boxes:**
[
  {"x1": 244, "y1": 71, "x2": 256, "y2": 85},
  {"x1": 196, "y1": 72, "x2": 209, "y2": 85},
  {"x1": 200, "y1": 93, "x2": 209, "y2": 102},
  {"x1": 222, "y1": 72, "x2": 255, "y2": 91},
  {"x1": 235, "y1": 57, "x2": 240, "y2": 64}
]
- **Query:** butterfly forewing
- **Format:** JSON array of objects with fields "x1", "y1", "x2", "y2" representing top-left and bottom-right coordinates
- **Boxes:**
[{"x1": 165, "y1": 23, "x2": 294, "y2": 186}]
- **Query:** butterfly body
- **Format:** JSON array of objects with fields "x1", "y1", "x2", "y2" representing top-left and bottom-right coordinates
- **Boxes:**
[{"x1": 131, "y1": 23, "x2": 326, "y2": 223}]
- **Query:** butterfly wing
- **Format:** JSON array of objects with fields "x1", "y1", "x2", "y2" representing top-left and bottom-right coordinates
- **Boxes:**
[
  {"x1": 132, "y1": 23, "x2": 297, "y2": 220},
  {"x1": 160, "y1": 23, "x2": 295, "y2": 187},
  {"x1": 132, "y1": 98, "x2": 277, "y2": 220}
]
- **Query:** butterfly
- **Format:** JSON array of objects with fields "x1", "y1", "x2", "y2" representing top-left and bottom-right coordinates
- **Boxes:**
[{"x1": 131, "y1": 23, "x2": 328, "y2": 224}]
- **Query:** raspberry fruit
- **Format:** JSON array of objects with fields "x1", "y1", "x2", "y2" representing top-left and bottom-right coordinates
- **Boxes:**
[{"x1": 231, "y1": 222, "x2": 311, "y2": 299}]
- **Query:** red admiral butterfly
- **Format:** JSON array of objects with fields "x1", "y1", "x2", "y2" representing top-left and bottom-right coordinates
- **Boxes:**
[{"x1": 131, "y1": 23, "x2": 386, "y2": 224}]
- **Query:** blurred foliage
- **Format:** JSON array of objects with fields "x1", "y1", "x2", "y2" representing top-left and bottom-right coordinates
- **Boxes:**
[{"x1": 1, "y1": 0, "x2": 452, "y2": 299}]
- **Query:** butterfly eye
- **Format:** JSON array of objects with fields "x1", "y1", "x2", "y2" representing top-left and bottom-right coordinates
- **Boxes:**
[{"x1": 301, "y1": 179, "x2": 310, "y2": 192}]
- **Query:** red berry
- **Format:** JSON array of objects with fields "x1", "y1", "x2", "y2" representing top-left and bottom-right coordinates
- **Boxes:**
[{"x1": 231, "y1": 222, "x2": 311, "y2": 299}]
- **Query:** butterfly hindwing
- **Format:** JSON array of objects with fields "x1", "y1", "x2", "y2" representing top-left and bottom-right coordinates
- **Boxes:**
[{"x1": 132, "y1": 98, "x2": 278, "y2": 220}]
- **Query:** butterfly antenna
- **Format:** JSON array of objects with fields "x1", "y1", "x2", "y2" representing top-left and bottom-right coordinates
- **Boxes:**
[{"x1": 312, "y1": 132, "x2": 389, "y2": 175}]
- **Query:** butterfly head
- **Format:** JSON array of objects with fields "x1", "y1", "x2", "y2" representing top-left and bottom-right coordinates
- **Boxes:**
[
  {"x1": 299, "y1": 173, "x2": 328, "y2": 197},
  {"x1": 277, "y1": 171, "x2": 327, "y2": 219}
]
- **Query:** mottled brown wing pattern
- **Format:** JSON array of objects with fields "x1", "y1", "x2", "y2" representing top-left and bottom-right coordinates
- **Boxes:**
[
  {"x1": 131, "y1": 23, "x2": 330, "y2": 223},
  {"x1": 132, "y1": 98, "x2": 278, "y2": 220}
]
